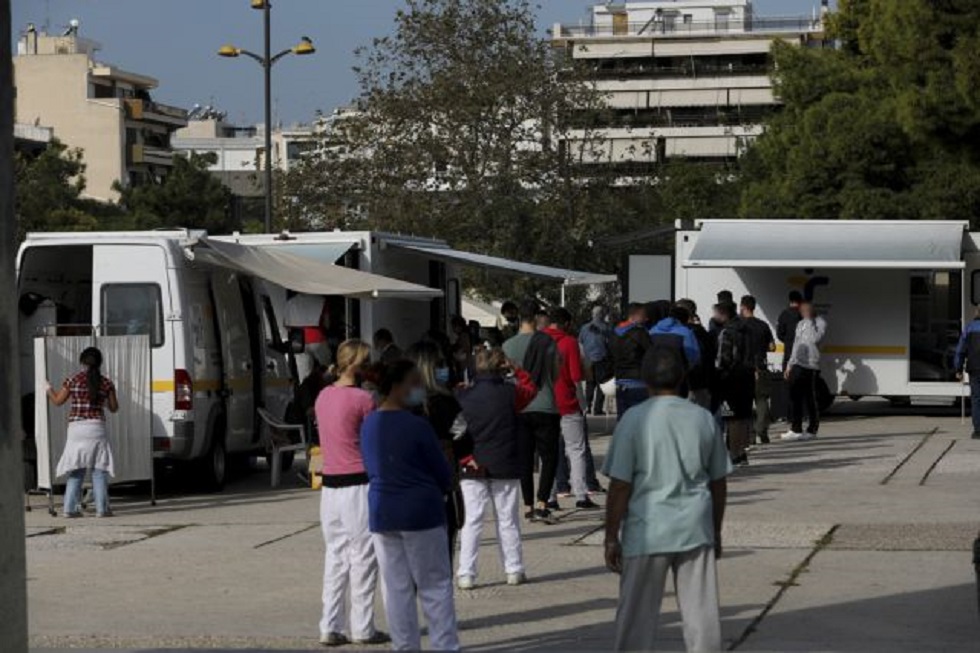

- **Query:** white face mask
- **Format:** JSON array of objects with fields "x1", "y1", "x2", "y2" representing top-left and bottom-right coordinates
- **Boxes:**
[{"x1": 405, "y1": 386, "x2": 427, "y2": 408}]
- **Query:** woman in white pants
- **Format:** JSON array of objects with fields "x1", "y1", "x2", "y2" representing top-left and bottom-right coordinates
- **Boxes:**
[
  {"x1": 314, "y1": 340, "x2": 387, "y2": 648},
  {"x1": 455, "y1": 348, "x2": 538, "y2": 589},
  {"x1": 361, "y1": 360, "x2": 459, "y2": 652}
]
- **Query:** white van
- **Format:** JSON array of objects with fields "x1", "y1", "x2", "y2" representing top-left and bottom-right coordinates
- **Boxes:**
[{"x1": 18, "y1": 230, "x2": 298, "y2": 489}]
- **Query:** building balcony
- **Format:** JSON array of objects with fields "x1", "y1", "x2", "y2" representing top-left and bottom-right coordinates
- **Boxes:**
[
  {"x1": 130, "y1": 143, "x2": 176, "y2": 167},
  {"x1": 124, "y1": 98, "x2": 188, "y2": 128},
  {"x1": 553, "y1": 15, "x2": 823, "y2": 40}
]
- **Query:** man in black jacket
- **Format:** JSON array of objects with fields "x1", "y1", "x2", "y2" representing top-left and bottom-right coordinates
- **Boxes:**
[
  {"x1": 777, "y1": 291, "x2": 804, "y2": 372},
  {"x1": 610, "y1": 303, "x2": 653, "y2": 419}
]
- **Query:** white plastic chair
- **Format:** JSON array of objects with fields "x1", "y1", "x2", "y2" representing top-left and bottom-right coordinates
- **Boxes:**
[{"x1": 257, "y1": 407, "x2": 308, "y2": 488}]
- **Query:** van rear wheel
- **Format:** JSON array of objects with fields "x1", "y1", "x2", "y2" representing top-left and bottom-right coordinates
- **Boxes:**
[{"x1": 203, "y1": 435, "x2": 227, "y2": 492}]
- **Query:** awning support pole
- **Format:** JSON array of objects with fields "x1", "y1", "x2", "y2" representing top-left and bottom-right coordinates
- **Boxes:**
[{"x1": 560, "y1": 283, "x2": 567, "y2": 308}]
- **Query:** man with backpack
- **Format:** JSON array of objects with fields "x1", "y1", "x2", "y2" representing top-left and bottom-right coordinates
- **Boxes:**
[
  {"x1": 740, "y1": 295, "x2": 776, "y2": 445},
  {"x1": 579, "y1": 305, "x2": 613, "y2": 416},
  {"x1": 610, "y1": 303, "x2": 654, "y2": 418},
  {"x1": 713, "y1": 302, "x2": 755, "y2": 466}
]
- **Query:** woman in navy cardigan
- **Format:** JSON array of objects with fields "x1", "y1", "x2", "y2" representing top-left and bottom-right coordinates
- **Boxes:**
[{"x1": 360, "y1": 360, "x2": 459, "y2": 652}]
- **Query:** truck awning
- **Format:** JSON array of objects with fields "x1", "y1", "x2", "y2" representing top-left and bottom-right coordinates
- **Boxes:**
[
  {"x1": 191, "y1": 239, "x2": 442, "y2": 300},
  {"x1": 385, "y1": 240, "x2": 617, "y2": 287},
  {"x1": 684, "y1": 220, "x2": 968, "y2": 269}
]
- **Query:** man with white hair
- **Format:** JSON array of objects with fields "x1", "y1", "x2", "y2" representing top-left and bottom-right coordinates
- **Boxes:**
[{"x1": 579, "y1": 305, "x2": 613, "y2": 416}]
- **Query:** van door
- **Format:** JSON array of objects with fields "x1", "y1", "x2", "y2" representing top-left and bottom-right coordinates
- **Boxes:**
[
  {"x1": 254, "y1": 283, "x2": 293, "y2": 421},
  {"x1": 210, "y1": 270, "x2": 255, "y2": 450}
]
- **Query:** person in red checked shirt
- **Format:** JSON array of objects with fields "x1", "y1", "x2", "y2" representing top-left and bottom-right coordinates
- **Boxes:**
[
  {"x1": 455, "y1": 348, "x2": 538, "y2": 590},
  {"x1": 543, "y1": 307, "x2": 600, "y2": 511}
]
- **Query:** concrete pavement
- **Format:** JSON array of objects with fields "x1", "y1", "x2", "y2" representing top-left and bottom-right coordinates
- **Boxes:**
[{"x1": 23, "y1": 408, "x2": 980, "y2": 651}]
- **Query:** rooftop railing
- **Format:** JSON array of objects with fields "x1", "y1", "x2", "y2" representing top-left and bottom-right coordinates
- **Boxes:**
[{"x1": 554, "y1": 15, "x2": 824, "y2": 39}]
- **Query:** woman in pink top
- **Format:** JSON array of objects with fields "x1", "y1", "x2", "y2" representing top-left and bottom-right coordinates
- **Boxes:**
[{"x1": 315, "y1": 340, "x2": 388, "y2": 647}]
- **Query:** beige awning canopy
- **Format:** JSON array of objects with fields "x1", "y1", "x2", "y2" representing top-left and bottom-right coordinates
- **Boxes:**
[{"x1": 191, "y1": 238, "x2": 442, "y2": 301}]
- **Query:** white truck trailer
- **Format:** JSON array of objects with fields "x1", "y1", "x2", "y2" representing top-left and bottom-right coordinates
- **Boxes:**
[{"x1": 675, "y1": 220, "x2": 978, "y2": 400}]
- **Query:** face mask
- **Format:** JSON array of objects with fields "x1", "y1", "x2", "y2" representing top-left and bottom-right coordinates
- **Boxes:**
[
  {"x1": 435, "y1": 367, "x2": 451, "y2": 385},
  {"x1": 406, "y1": 386, "x2": 427, "y2": 408}
]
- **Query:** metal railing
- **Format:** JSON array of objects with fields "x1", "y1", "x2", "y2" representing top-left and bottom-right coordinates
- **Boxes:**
[{"x1": 555, "y1": 15, "x2": 823, "y2": 39}]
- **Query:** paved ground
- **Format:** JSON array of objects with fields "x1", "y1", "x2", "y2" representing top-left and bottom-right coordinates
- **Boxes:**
[{"x1": 23, "y1": 406, "x2": 980, "y2": 652}]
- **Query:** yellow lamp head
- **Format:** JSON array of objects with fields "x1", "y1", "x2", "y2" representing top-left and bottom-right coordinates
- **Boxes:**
[
  {"x1": 218, "y1": 44, "x2": 241, "y2": 58},
  {"x1": 251, "y1": 0, "x2": 268, "y2": 9},
  {"x1": 293, "y1": 36, "x2": 315, "y2": 56}
]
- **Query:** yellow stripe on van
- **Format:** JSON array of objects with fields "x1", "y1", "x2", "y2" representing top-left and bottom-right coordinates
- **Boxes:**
[
  {"x1": 773, "y1": 344, "x2": 907, "y2": 356},
  {"x1": 266, "y1": 378, "x2": 293, "y2": 388},
  {"x1": 152, "y1": 379, "x2": 221, "y2": 393}
]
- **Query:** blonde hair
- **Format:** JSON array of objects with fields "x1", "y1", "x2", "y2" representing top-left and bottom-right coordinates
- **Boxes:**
[
  {"x1": 475, "y1": 348, "x2": 508, "y2": 375},
  {"x1": 333, "y1": 339, "x2": 371, "y2": 377}
]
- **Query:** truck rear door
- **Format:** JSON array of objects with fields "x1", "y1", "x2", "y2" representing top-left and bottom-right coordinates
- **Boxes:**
[{"x1": 210, "y1": 269, "x2": 255, "y2": 450}]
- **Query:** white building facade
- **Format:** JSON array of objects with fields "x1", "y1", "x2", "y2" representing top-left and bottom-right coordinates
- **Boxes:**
[{"x1": 552, "y1": 0, "x2": 828, "y2": 169}]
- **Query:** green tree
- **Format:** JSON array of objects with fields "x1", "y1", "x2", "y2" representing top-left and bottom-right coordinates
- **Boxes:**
[
  {"x1": 116, "y1": 151, "x2": 235, "y2": 232},
  {"x1": 741, "y1": 0, "x2": 980, "y2": 224},
  {"x1": 14, "y1": 139, "x2": 115, "y2": 239}
]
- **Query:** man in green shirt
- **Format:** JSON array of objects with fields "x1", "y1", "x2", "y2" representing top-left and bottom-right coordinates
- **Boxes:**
[
  {"x1": 503, "y1": 301, "x2": 560, "y2": 522},
  {"x1": 603, "y1": 347, "x2": 731, "y2": 652}
]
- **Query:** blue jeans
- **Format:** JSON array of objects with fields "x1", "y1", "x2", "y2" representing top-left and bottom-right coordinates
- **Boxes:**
[
  {"x1": 64, "y1": 468, "x2": 110, "y2": 516},
  {"x1": 616, "y1": 385, "x2": 648, "y2": 420},
  {"x1": 971, "y1": 377, "x2": 980, "y2": 434}
]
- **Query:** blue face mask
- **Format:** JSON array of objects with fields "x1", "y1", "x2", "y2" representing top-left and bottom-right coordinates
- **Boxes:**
[
  {"x1": 435, "y1": 367, "x2": 451, "y2": 385},
  {"x1": 406, "y1": 386, "x2": 428, "y2": 408}
]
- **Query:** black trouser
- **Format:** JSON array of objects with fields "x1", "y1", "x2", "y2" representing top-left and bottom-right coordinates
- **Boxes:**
[
  {"x1": 519, "y1": 412, "x2": 561, "y2": 507},
  {"x1": 585, "y1": 365, "x2": 607, "y2": 415},
  {"x1": 789, "y1": 366, "x2": 820, "y2": 434}
]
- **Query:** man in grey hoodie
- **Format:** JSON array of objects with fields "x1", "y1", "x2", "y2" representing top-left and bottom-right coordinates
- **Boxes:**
[{"x1": 782, "y1": 301, "x2": 827, "y2": 441}]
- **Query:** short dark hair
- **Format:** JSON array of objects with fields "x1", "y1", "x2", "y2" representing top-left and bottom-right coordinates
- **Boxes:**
[
  {"x1": 740, "y1": 295, "x2": 757, "y2": 312},
  {"x1": 716, "y1": 302, "x2": 737, "y2": 320},
  {"x1": 668, "y1": 305, "x2": 690, "y2": 324},
  {"x1": 627, "y1": 302, "x2": 645, "y2": 318},
  {"x1": 789, "y1": 291, "x2": 804, "y2": 304},
  {"x1": 373, "y1": 328, "x2": 394, "y2": 345},
  {"x1": 717, "y1": 290, "x2": 734, "y2": 303},
  {"x1": 379, "y1": 359, "x2": 416, "y2": 396},
  {"x1": 676, "y1": 298, "x2": 697, "y2": 316},
  {"x1": 641, "y1": 346, "x2": 686, "y2": 392},
  {"x1": 518, "y1": 300, "x2": 539, "y2": 324},
  {"x1": 501, "y1": 301, "x2": 518, "y2": 315},
  {"x1": 550, "y1": 306, "x2": 573, "y2": 328}
]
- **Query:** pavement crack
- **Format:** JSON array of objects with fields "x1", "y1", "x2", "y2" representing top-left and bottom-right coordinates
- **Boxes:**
[
  {"x1": 253, "y1": 522, "x2": 319, "y2": 549},
  {"x1": 880, "y1": 428, "x2": 937, "y2": 485},
  {"x1": 727, "y1": 524, "x2": 840, "y2": 651},
  {"x1": 918, "y1": 440, "x2": 956, "y2": 486},
  {"x1": 101, "y1": 524, "x2": 191, "y2": 551}
]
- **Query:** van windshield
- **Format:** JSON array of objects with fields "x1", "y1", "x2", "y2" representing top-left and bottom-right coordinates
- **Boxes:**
[{"x1": 101, "y1": 284, "x2": 165, "y2": 347}]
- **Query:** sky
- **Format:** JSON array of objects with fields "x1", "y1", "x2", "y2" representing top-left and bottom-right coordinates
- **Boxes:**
[{"x1": 13, "y1": 0, "x2": 827, "y2": 126}]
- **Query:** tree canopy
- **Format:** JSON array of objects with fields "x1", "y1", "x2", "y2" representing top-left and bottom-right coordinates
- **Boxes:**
[
  {"x1": 115, "y1": 151, "x2": 236, "y2": 232},
  {"x1": 741, "y1": 0, "x2": 980, "y2": 224}
]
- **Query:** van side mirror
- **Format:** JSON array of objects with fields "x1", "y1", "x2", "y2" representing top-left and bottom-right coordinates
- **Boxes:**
[{"x1": 288, "y1": 328, "x2": 305, "y2": 354}]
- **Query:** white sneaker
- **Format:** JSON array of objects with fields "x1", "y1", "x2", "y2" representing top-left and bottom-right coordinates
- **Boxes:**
[
  {"x1": 781, "y1": 431, "x2": 805, "y2": 441},
  {"x1": 457, "y1": 575, "x2": 475, "y2": 590},
  {"x1": 506, "y1": 572, "x2": 526, "y2": 586},
  {"x1": 799, "y1": 432, "x2": 817, "y2": 441}
]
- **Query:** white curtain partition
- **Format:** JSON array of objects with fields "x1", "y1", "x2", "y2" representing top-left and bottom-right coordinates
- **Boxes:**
[{"x1": 35, "y1": 335, "x2": 153, "y2": 494}]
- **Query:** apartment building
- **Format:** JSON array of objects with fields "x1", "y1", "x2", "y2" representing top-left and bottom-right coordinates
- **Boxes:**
[
  {"x1": 14, "y1": 25, "x2": 187, "y2": 201},
  {"x1": 552, "y1": 0, "x2": 828, "y2": 169}
]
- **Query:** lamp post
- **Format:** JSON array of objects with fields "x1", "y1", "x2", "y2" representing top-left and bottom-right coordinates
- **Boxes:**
[{"x1": 219, "y1": 0, "x2": 315, "y2": 233}]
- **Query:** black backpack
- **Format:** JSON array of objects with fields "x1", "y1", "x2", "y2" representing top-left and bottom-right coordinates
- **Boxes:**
[{"x1": 719, "y1": 321, "x2": 753, "y2": 376}]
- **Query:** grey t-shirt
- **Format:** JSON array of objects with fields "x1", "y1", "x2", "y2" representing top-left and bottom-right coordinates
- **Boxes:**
[{"x1": 502, "y1": 332, "x2": 558, "y2": 414}]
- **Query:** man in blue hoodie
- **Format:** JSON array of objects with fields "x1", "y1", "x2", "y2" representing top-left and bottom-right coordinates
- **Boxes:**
[
  {"x1": 649, "y1": 305, "x2": 702, "y2": 372},
  {"x1": 954, "y1": 307, "x2": 980, "y2": 439}
]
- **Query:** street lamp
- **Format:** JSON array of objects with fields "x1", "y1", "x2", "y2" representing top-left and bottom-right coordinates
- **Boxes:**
[{"x1": 218, "y1": 1, "x2": 315, "y2": 233}]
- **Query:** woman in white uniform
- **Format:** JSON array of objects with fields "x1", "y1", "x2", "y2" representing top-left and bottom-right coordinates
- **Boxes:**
[{"x1": 46, "y1": 347, "x2": 119, "y2": 518}]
